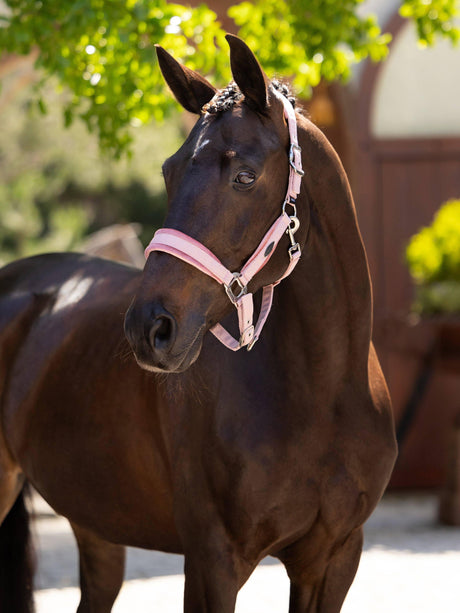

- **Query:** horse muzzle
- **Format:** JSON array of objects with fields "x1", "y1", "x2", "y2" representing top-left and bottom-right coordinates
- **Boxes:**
[{"x1": 124, "y1": 300, "x2": 204, "y2": 373}]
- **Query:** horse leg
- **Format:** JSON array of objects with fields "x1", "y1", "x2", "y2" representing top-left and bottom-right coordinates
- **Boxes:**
[
  {"x1": 280, "y1": 528, "x2": 363, "y2": 613},
  {"x1": 0, "y1": 467, "x2": 35, "y2": 613},
  {"x1": 70, "y1": 521, "x2": 126, "y2": 613},
  {"x1": 181, "y1": 525, "x2": 252, "y2": 613},
  {"x1": 183, "y1": 550, "x2": 239, "y2": 613},
  {"x1": 0, "y1": 462, "x2": 23, "y2": 522}
]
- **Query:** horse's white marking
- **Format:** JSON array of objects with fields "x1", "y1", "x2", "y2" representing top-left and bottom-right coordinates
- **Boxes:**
[{"x1": 193, "y1": 137, "x2": 211, "y2": 157}]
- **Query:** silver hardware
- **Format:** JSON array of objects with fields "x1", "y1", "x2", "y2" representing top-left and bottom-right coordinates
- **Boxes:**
[
  {"x1": 224, "y1": 273, "x2": 247, "y2": 304},
  {"x1": 286, "y1": 215, "x2": 300, "y2": 245},
  {"x1": 287, "y1": 216, "x2": 300, "y2": 234},
  {"x1": 286, "y1": 215, "x2": 301, "y2": 261},
  {"x1": 239, "y1": 324, "x2": 255, "y2": 348},
  {"x1": 282, "y1": 199, "x2": 297, "y2": 218},
  {"x1": 246, "y1": 336, "x2": 258, "y2": 351},
  {"x1": 289, "y1": 144, "x2": 304, "y2": 177},
  {"x1": 288, "y1": 243, "x2": 301, "y2": 260}
]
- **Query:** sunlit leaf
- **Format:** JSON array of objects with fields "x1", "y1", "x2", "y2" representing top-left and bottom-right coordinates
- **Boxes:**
[{"x1": 1, "y1": 0, "x2": 458, "y2": 156}]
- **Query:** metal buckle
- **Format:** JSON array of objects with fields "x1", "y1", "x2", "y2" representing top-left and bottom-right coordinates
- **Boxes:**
[
  {"x1": 246, "y1": 336, "x2": 258, "y2": 351},
  {"x1": 289, "y1": 144, "x2": 304, "y2": 177},
  {"x1": 239, "y1": 324, "x2": 255, "y2": 348},
  {"x1": 288, "y1": 243, "x2": 301, "y2": 260},
  {"x1": 224, "y1": 273, "x2": 247, "y2": 304}
]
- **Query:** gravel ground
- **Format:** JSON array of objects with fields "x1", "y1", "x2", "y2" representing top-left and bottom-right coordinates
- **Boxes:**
[{"x1": 33, "y1": 492, "x2": 460, "y2": 612}]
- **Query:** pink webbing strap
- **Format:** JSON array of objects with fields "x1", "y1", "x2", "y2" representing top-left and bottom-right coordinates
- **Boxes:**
[
  {"x1": 211, "y1": 292, "x2": 256, "y2": 350},
  {"x1": 211, "y1": 284, "x2": 274, "y2": 350},
  {"x1": 238, "y1": 213, "x2": 291, "y2": 285},
  {"x1": 145, "y1": 228, "x2": 234, "y2": 286},
  {"x1": 144, "y1": 88, "x2": 303, "y2": 351}
]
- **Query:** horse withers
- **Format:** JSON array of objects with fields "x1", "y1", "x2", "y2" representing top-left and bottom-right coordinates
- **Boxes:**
[{"x1": 0, "y1": 36, "x2": 396, "y2": 612}]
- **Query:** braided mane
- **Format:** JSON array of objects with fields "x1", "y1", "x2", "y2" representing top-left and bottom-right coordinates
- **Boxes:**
[{"x1": 203, "y1": 79, "x2": 296, "y2": 114}]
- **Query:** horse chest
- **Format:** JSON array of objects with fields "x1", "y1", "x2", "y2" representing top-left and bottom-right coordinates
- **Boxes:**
[{"x1": 168, "y1": 381, "x2": 358, "y2": 554}]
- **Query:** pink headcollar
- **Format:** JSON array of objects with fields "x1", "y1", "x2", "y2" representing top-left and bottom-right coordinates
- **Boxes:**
[{"x1": 144, "y1": 89, "x2": 304, "y2": 351}]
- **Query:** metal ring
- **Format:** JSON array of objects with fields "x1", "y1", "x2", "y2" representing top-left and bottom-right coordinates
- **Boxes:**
[
  {"x1": 282, "y1": 200, "x2": 297, "y2": 218},
  {"x1": 224, "y1": 273, "x2": 247, "y2": 304}
]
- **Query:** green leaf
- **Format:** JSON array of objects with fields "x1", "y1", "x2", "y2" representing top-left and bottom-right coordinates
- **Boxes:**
[{"x1": 1, "y1": 0, "x2": 458, "y2": 157}]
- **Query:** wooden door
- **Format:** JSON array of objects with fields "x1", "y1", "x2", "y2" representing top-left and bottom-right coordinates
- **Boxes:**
[{"x1": 369, "y1": 138, "x2": 460, "y2": 487}]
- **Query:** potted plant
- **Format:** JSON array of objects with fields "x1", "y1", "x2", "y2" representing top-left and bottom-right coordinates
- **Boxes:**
[{"x1": 406, "y1": 199, "x2": 460, "y2": 315}]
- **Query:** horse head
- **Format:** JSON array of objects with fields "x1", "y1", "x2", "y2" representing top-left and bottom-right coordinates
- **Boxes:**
[{"x1": 125, "y1": 36, "x2": 311, "y2": 373}]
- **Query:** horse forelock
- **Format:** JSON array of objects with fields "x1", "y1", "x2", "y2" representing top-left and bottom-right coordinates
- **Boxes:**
[{"x1": 202, "y1": 79, "x2": 295, "y2": 115}]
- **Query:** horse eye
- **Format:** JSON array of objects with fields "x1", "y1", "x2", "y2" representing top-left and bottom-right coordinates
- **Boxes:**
[{"x1": 235, "y1": 171, "x2": 255, "y2": 185}]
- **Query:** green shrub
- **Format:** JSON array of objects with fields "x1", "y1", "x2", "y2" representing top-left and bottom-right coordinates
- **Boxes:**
[{"x1": 406, "y1": 199, "x2": 460, "y2": 313}]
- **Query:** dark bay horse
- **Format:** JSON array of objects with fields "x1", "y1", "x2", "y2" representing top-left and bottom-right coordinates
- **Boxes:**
[{"x1": 0, "y1": 35, "x2": 396, "y2": 612}]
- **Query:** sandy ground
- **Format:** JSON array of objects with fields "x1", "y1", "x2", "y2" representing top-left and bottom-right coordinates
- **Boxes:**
[{"x1": 32, "y1": 492, "x2": 460, "y2": 612}]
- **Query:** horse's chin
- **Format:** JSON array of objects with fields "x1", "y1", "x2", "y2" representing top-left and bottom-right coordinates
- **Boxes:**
[
  {"x1": 133, "y1": 335, "x2": 203, "y2": 374},
  {"x1": 134, "y1": 353, "x2": 199, "y2": 374}
]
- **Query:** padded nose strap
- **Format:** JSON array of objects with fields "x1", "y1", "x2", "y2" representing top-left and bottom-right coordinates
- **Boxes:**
[{"x1": 146, "y1": 228, "x2": 236, "y2": 286}]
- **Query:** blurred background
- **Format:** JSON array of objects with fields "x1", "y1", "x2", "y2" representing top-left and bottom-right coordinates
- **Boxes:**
[
  {"x1": 0, "y1": 70, "x2": 182, "y2": 267},
  {"x1": 2, "y1": 0, "x2": 460, "y2": 496}
]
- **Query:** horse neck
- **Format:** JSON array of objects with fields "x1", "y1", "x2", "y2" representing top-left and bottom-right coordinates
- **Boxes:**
[{"x1": 271, "y1": 117, "x2": 372, "y2": 390}]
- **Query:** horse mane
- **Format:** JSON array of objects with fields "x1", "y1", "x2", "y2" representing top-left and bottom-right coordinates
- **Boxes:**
[{"x1": 203, "y1": 79, "x2": 296, "y2": 115}]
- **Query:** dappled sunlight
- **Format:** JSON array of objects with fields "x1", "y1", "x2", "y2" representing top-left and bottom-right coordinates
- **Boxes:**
[{"x1": 51, "y1": 273, "x2": 95, "y2": 313}]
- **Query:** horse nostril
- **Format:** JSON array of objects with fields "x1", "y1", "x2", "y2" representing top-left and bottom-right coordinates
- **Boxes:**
[
  {"x1": 152, "y1": 316, "x2": 171, "y2": 345},
  {"x1": 148, "y1": 313, "x2": 176, "y2": 352}
]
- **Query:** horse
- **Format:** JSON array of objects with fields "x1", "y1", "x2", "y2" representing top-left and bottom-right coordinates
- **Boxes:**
[{"x1": 0, "y1": 35, "x2": 396, "y2": 613}]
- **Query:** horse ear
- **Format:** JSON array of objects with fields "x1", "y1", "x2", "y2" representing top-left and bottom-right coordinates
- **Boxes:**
[
  {"x1": 155, "y1": 45, "x2": 216, "y2": 115},
  {"x1": 226, "y1": 34, "x2": 268, "y2": 113}
]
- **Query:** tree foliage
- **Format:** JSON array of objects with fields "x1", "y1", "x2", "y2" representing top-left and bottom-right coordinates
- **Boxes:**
[
  {"x1": 0, "y1": 0, "x2": 459, "y2": 156},
  {"x1": 0, "y1": 0, "x2": 228, "y2": 156},
  {"x1": 400, "y1": 0, "x2": 460, "y2": 46},
  {"x1": 229, "y1": 0, "x2": 391, "y2": 94},
  {"x1": 231, "y1": 0, "x2": 459, "y2": 94}
]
